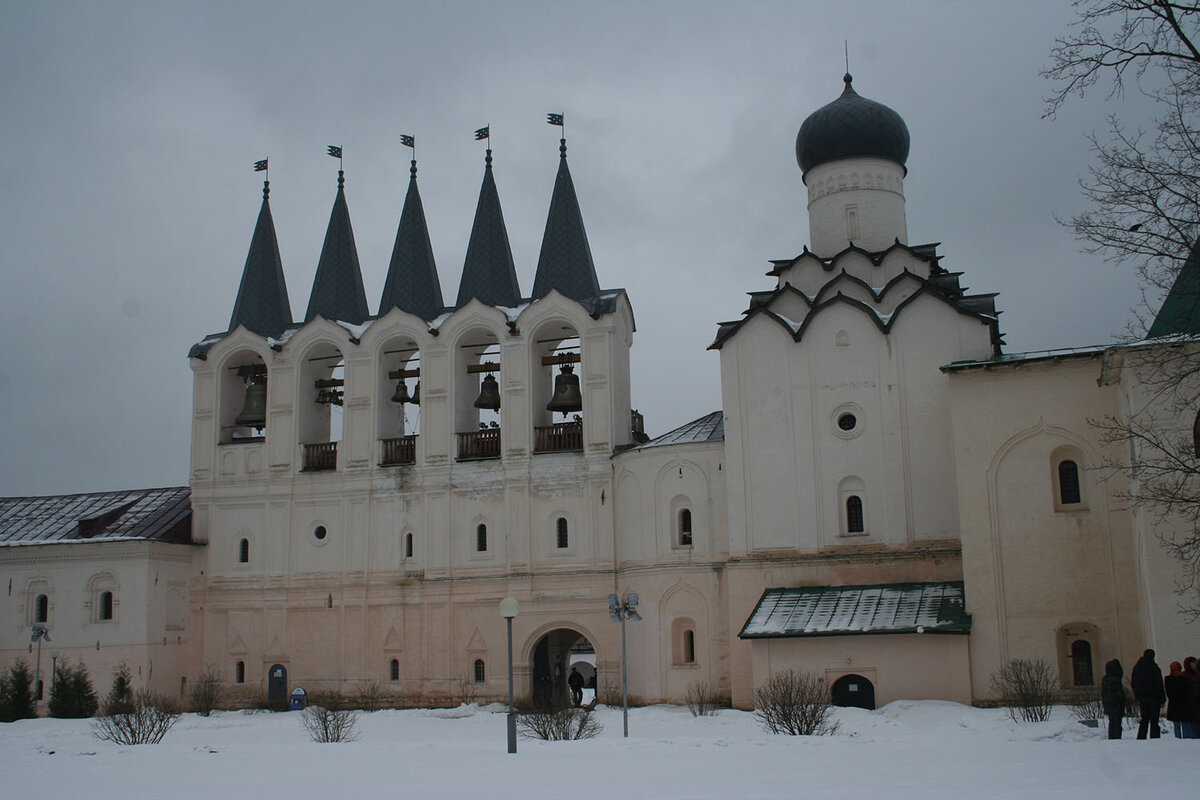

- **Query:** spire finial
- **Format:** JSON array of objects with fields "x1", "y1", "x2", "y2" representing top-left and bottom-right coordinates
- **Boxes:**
[
  {"x1": 327, "y1": 145, "x2": 344, "y2": 187},
  {"x1": 410, "y1": 159, "x2": 417, "y2": 179},
  {"x1": 845, "y1": 40, "x2": 849, "y2": 74},
  {"x1": 263, "y1": 180, "x2": 270, "y2": 200},
  {"x1": 400, "y1": 133, "x2": 416, "y2": 178},
  {"x1": 337, "y1": 169, "x2": 345, "y2": 189},
  {"x1": 253, "y1": 158, "x2": 269, "y2": 198},
  {"x1": 547, "y1": 112, "x2": 566, "y2": 158},
  {"x1": 485, "y1": 148, "x2": 493, "y2": 167}
]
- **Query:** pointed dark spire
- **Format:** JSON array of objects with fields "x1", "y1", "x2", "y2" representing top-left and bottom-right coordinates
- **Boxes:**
[
  {"x1": 1149, "y1": 236, "x2": 1200, "y2": 337},
  {"x1": 229, "y1": 180, "x2": 293, "y2": 338},
  {"x1": 379, "y1": 160, "x2": 444, "y2": 320},
  {"x1": 456, "y1": 150, "x2": 521, "y2": 308},
  {"x1": 305, "y1": 170, "x2": 370, "y2": 324},
  {"x1": 532, "y1": 139, "x2": 600, "y2": 301}
]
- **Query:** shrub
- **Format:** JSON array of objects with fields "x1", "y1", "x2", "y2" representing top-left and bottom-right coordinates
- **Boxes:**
[
  {"x1": 0, "y1": 660, "x2": 36, "y2": 722},
  {"x1": 301, "y1": 694, "x2": 360, "y2": 743},
  {"x1": 102, "y1": 663, "x2": 135, "y2": 716},
  {"x1": 188, "y1": 665, "x2": 223, "y2": 716},
  {"x1": 92, "y1": 689, "x2": 181, "y2": 745},
  {"x1": 517, "y1": 703, "x2": 602, "y2": 740},
  {"x1": 685, "y1": 681, "x2": 722, "y2": 717},
  {"x1": 753, "y1": 669, "x2": 839, "y2": 736},
  {"x1": 1067, "y1": 687, "x2": 1103, "y2": 722},
  {"x1": 48, "y1": 660, "x2": 98, "y2": 718},
  {"x1": 357, "y1": 680, "x2": 384, "y2": 712},
  {"x1": 453, "y1": 675, "x2": 478, "y2": 706},
  {"x1": 990, "y1": 657, "x2": 1057, "y2": 723}
]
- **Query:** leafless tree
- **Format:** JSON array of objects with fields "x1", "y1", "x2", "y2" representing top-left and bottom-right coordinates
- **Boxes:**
[
  {"x1": 188, "y1": 664, "x2": 223, "y2": 717},
  {"x1": 516, "y1": 703, "x2": 602, "y2": 740},
  {"x1": 989, "y1": 658, "x2": 1058, "y2": 723},
  {"x1": 752, "y1": 670, "x2": 839, "y2": 736},
  {"x1": 684, "y1": 681, "x2": 723, "y2": 717},
  {"x1": 301, "y1": 693, "x2": 360, "y2": 743},
  {"x1": 92, "y1": 689, "x2": 181, "y2": 745},
  {"x1": 1043, "y1": 1, "x2": 1200, "y2": 310}
]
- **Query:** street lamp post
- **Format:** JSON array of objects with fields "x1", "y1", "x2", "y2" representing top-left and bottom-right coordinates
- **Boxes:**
[
  {"x1": 499, "y1": 597, "x2": 519, "y2": 754},
  {"x1": 30, "y1": 624, "x2": 50, "y2": 714},
  {"x1": 608, "y1": 592, "x2": 641, "y2": 738},
  {"x1": 50, "y1": 650, "x2": 59, "y2": 710}
]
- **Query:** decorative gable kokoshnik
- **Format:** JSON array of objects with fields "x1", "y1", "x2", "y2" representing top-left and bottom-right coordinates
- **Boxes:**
[
  {"x1": 709, "y1": 241, "x2": 1003, "y2": 352},
  {"x1": 739, "y1": 582, "x2": 971, "y2": 639}
]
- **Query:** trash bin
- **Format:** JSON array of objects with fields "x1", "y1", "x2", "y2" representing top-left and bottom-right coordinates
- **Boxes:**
[{"x1": 289, "y1": 687, "x2": 307, "y2": 711}]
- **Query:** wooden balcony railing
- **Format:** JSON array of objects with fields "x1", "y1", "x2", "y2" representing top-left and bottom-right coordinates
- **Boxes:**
[
  {"x1": 534, "y1": 421, "x2": 583, "y2": 453},
  {"x1": 302, "y1": 442, "x2": 338, "y2": 471},
  {"x1": 380, "y1": 435, "x2": 417, "y2": 466},
  {"x1": 457, "y1": 429, "x2": 501, "y2": 460}
]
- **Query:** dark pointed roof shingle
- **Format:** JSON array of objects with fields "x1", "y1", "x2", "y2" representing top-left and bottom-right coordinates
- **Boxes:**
[
  {"x1": 379, "y1": 163, "x2": 444, "y2": 320},
  {"x1": 305, "y1": 172, "x2": 370, "y2": 324},
  {"x1": 532, "y1": 142, "x2": 600, "y2": 302},
  {"x1": 456, "y1": 153, "x2": 521, "y2": 308},
  {"x1": 229, "y1": 185, "x2": 293, "y2": 338}
]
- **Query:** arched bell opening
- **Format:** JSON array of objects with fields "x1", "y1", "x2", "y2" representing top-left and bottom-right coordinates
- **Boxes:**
[
  {"x1": 378, "y1": 334, "x2": 421, "y2": 466},
  {"x1": 532, "y1": 321, "x2": 583, "y2": 453},
  {"x1": 455, "y1": 329, "x2": 502, "y2": 460},
  {"x1": 298, "y1": 342, "x2": 345, "y2": 471},
  {"x1": 529, "y1": 628, "x2": 595, "y2": 709},
  {"x1": 219, "y1": 349, "x2": 270, "y2": 444}
]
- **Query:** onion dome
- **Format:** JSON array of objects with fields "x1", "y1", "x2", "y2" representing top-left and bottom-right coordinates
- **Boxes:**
[{"x1": 795, "y1": 74, "x2": 910, "y2": 174}]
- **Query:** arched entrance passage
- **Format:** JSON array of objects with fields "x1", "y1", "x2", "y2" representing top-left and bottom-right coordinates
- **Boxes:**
[
  {"x1": 267, "y1": 663, "x2": 288, "y2": 711},
  {"x1": 529, "y1": 628, "x2": 594, "y2": 708},
  {"x1": 831, "y1": 673, "x2": 875, "y2": 710}
]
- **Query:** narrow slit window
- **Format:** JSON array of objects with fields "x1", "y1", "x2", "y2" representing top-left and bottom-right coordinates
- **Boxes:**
[
  {"x1": 474, "y1": 659, "x2": 485, "y2": 683},
  {"x1": 1058, "y1": 460, "x2": 1081, "y2": 505},
  {"x1": 680, "y1": 509, "x2": 693, "y2": 546},
  {"x1": 99, "y1": 591, "x2": 114, "y2": 621},
  {"x1": 238, "y1": 538, "x2": 249, "y2": 564},
  {"x1": 476, "y1": 524, "x2": 488, "y2": 553},
  {"x1": 405, "y1": 533, "x2": 414, "y2": 559},
  {"x1": 235, "y1": 660, "x2": 245, "y2": 684},
  {"x1": 556, "y1": 517, "x2": 569, "y2": 549},
  {"x1": 684, "y1": 630, "x2": 696, "y2": 664},
  {"x1": 389, "y1": 659, "x2": 400, "y2": 681},
  {"x1": 847, "y1": 496, "x2": 864, "y2": 533},
  {"x1": 35, "y1": 594, "x2": 48, "y2": 623}
]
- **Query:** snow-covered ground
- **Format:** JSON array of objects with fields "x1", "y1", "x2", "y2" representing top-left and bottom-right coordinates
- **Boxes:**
[{"x1": 1, "y1": 701, "x2": 1193, "y2": 799}]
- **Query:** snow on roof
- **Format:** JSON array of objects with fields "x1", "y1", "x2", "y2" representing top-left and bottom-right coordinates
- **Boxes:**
[
  {"x1": 633, "y1": 410, "x2": 724, "y2": 450},
  {"x1": 0, "y1": 487, "x2": 192, "y2": 547},
  {"x1": 739, "y1": 581, "x2": 970, "y2": 639}
]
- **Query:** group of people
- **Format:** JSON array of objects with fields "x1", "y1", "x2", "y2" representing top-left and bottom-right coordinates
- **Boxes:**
[{"x1": 1101, "y1": 649, "x2": 1200, "y2": 739}]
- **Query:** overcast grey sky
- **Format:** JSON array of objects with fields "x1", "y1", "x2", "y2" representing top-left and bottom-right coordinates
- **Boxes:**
[{"x1": 0, "y1": 1, "x2": 1148, "y2": 496}]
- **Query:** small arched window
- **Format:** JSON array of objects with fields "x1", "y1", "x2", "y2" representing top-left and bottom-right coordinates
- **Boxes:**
[
  {"x1": 99, "y1": 591, "x2": 114, "y2": 621},
  {"x1": 683, "y1": 630, "x2": 696, "y2": 664},
  {"x1": 235, "y1": 660, "x2": 245, "y2": 684},
  {"x1": 1058, "y1": 460, "x2": 1082, "y2": 505},
  {"x1": 389, "y1": 659, "x2": 400, "y2": 681},
  {"x1": 405, "y1": 533, "x2": 414, "y2": 559},
  {"x1": 476, "y1": 524, "x2": 488, "y2": 553},
  {"x1": 556, "y1": 517, "x2": 569, "y2": 549},
  {"x1": 473, "y1": 659, "x2": 485, "y2": 683},
  {"x1": 35, "y1": 594, "x2": 49, "y2": 624},
  {"x1": 846, "y1": 496, "x2": 865, "y2": 533},
  {"x1": 238, "y1": 538, "x2": 249, "y2": 564},
  {"x1": 679, "y1": 508, "x2": 693, "y2": 546}
]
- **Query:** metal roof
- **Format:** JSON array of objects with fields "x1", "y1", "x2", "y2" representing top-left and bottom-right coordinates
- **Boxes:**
[
  {"x1": 228, "y1": 188, "x2": 293, "y2": 338},
  {"x1": 942, "y1": 344, "x2": 1107, "y2": 371},
  {"x1": 456, "y1": 154, "x2": 521, "y2": 308},
  {"x1": 0, "y1": 487, "x2": 192, "y2": 547},
  {"x1": 1149, "y1": 236, "x2": 1200, "y2": 338},
  {"x1": 739, "y1": 581, "x2": 970, "y2": 639},
  {"x1": 305, "y1": 173, "x2": 370, "y2": 325},
  {"x1": 531, "y1": 145, "x2": 601, "y2": 302},
  {"x1": 634, "y1": 410, "x2": 724, "y2": 450},
  {"x1": 796, "y1": 74, "x2": 910, "y2": 174},
  {"x1": 378, "y1": 167, "x2": 445, "y2": 321}
]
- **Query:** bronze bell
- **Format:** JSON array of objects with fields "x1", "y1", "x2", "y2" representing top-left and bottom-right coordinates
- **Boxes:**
[
  {"x1": 546, "y1": 364, "x2": 583, "y2": 415},
  {"x1": 391, "y1": 380, "x2": 411, "y2": 404},
  {"x1": 474, "y1": 374, "x2": 502, "y2": 410},
  {"x1": 409, "y1": 381, "x2": 420, "y2": 405},
  {"x1": 234, "y1": 377, "x2": 268, "y2": 428}
]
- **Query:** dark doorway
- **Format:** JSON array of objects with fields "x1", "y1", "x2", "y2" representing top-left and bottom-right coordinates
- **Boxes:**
[
  {"x1": 1071, "y1": 640, "x2": 1094, "y2": 686},
  {"x1": 267, "y1": 663, "x2": 288, "y2": 710},
  {"x1": 530, "y1": 629, "x2": 592, "y2": 707},
  {"x1": 831, "y1": 673, "x2": 875, "y2": 710}
]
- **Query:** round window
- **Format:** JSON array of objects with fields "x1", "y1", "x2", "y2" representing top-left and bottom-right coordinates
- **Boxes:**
[
  {"x1": 837, "y1": 413, "x2": 858, "y2": 432},
  {"x1": 313, "y1": 525, "x2": 328, "y2": 541}
]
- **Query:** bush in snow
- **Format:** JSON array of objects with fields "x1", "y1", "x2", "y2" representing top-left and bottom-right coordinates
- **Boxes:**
[
  {"x1": 302, "y1": 693, "x2": 360, "y2": 743},
  {"x1": 753, "y1": 669, "x2": 839, "y2": 736},
  {"x1": 92, "y1": 689, "x2": 181, "y2": 745},
  {"x1": 101, "y1": 663, "x2": 135, "y2": 716},
  {"x1": 685, "y1": 681, "x2": 723, "y2": 717},
  {"x1": 517, "y1": 703, "x2": 602, "y2": 740},
  {"x1": 187, "y1": 664, "x2": 223, "y2": 717},
  {"x1": 48, "y1": 660, "x2": 98, "y2": 719},
  {"x1": 0, "y1": 659, "x2": 36, "y2": 722},
  {"x1": 989, "y1": 658, "x2": 1056, "y2": 723},
  {"x1": 1066, "y1": 687, "x2": 1103, "y2": 723}
]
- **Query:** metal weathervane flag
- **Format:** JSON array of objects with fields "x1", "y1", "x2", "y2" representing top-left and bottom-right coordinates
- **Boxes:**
[
  {"x1": 400, "y1": 135, "x2": 415, "y2": 148},
  {"x1": 253, "y1": 159, "x2": 268, "y2": 172},
  {"x1": 547, "y1": 113, "x2": 564, "y2": 127},
  {"x1": 327, "y1": 145, "x2": 343, "y2": 159},
  {"x1": 474, "y1": 126, "x2": 489, "y2": 141}
]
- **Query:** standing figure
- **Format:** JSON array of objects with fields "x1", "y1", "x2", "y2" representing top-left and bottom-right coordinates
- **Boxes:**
[
  {"x1": 1166, "y1": 661, "x2": 1195, "y2": 739},
  {"x1": 568, "y1": 667, "x2": 585, "y2": 708},
  {"x1": 1101, "y1": 658, "x2": 1126, "y2": 740},
  {"x1": 1131, "y1": 649, "x2": 1166, "y2": 740},
  {"x1": 1185, "y1": 656, "x2": 1200, "y2": 738}
]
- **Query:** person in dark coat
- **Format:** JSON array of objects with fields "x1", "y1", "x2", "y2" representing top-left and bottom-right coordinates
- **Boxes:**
[
  {"x1": 1185, "y1": 656, "x2": 1200, "y2": 738},
  {"x1": 1101, "y1": 658, "x2": 1126, "y2": 740},
  {"x1": 568, "y1": 667, "x2": 585, "y2": 707},
  {"x1": 1130, "y1": 648, "x2": 1166, "y2": 739},
  {"x1": 1165, "y1": 661, "x2": 1195, "y2": 739}
]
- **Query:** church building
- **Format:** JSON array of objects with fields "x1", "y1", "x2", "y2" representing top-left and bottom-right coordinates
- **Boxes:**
[{"x1": 3, "y1": 76, "x2": 1194, "y2": 712}]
